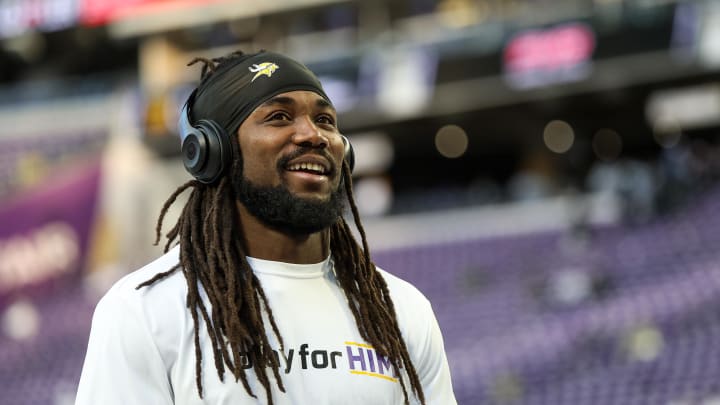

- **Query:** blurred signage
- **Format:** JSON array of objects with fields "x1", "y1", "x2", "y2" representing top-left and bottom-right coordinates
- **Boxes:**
[
  {"x1": 79, "y1": 0, "x2": 224, "y2": 26},
  {"x1": 698, "y1": 0, "x2": 720, "y2": 68},
  {"x1": 370, "y1": 47, "x2": 438, "y2": 118},
  {"x1": 0, "y1": 0, "x2": 78, "y2": 38},
  {"x1": 646, "y1": 84, "x2": 720, "y2": 131},
  {"x1": 0, "y1": 0, "x2": 227, "y2": 37},
  {"x1": 0, "y1": 161, "x2": 101, "y2": 299},
  {"x1": 503, "y1": 22, "x2": 595, "y2": 89}
]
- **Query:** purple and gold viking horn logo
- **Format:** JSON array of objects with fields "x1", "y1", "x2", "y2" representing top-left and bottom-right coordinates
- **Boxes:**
[{"x1": 249, "y1": 62, "x2": 279, "y2": 82}]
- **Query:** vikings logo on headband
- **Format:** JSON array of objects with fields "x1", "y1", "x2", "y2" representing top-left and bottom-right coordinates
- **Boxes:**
[
  {"x1": 179, "y1": 52, "x2": 354, "y2": 184},
  {"x1": 249, "y1": 62, "x2": 279, "y2": 82}
]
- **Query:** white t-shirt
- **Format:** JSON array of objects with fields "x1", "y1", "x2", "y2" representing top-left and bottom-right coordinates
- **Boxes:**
[{"x1": 75, "y1": 246, "x2": 456, "y2": 404}]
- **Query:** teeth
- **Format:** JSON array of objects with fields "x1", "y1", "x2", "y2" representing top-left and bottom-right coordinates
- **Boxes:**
[{"x1": 287, "y1": 163, "x2": 326, "y2": 174}]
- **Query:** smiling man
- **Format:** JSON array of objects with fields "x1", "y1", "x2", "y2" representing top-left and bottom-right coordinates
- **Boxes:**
[{"x1": 75, "y1": 50, "x2": 456, "y2": 405}]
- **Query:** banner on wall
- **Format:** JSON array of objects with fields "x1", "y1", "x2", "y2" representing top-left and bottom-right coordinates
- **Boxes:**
[
  {"x1": 79, "y1": 0, "x2": 223, "y2": 26},
  {"x1": 0, "y1": 0, "x2": 79, "y2": 38},
  {"x1": 0, "y1": 160, "x2": 102, "y2": 300},
  {"x1": 503, "y1": 22, "x2": 596, "y2": 89}
]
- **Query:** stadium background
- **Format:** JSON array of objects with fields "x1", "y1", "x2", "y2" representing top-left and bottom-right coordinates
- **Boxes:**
[{"x1": 1, "y1": 0, "x2": 719, "y2": 404}]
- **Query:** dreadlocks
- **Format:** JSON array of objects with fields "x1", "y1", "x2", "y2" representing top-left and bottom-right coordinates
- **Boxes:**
[{"x1": 136, "y1": 52, "x2": 426, "y2": 405}]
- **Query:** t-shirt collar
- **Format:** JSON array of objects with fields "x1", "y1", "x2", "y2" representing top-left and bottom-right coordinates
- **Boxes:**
[{"x1": 245, "y1": 255, "x2": 333, "y2": 279}]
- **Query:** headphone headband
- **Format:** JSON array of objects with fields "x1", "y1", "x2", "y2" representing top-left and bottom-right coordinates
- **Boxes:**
[{"x1": 178, "y1": 100, "x2": 196, "y2": 145}]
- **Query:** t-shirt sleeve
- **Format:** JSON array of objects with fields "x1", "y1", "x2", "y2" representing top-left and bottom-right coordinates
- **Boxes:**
[
  {"x1": 412, "y1": 299, "x2": 457, "y2": 405},
  {"x1": 379, "y1": 268, "x2": 457, "y2": 405},
  {"x1": 75, "y1": 287, "x2": 174, "y2": 405}
]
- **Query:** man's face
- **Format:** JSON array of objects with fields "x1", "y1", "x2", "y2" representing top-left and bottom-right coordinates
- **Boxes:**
[
  {"x1": 237, "y1": 90, "x2": 344, "y2": 199},
  {"x1": 233, "y1": 90, "x2": 346, "y2": 234}
]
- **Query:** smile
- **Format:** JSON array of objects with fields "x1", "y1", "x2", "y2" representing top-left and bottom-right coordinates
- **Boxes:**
[{"x1": 286, "y1": 162, "x2": 328, "y2": 175}]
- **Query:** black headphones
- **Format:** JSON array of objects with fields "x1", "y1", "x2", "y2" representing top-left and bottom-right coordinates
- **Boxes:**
[{"x1": 178, "y1": 97, "x2": 355, "y2": 184}]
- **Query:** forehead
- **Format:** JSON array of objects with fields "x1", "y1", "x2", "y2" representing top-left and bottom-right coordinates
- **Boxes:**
[{"x1": 254, "y1": 90, "x2": 334, "y2": 112}]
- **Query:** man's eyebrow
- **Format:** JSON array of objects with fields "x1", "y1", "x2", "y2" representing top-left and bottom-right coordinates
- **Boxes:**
[
  {"x1": 316, "y1": 98, "x2": 336, "y2": 112},
  {"x1": 261, "y1": 96, "x2": 295, "y2": 108},
  {"x1": 260, "y1": 95, "x2": 336, "y2": 112}
]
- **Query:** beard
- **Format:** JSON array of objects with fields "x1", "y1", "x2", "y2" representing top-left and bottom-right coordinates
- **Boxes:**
[{"x1": 232, "y1": 168, "x2": 345, "y2": 236}]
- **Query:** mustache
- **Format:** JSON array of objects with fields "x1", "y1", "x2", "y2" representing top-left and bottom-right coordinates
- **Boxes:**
[{"x1": 276, "y1": 147, "x2": 338, "y2": 175}]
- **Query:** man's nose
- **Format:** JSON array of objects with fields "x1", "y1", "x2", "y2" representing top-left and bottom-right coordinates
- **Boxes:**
[{"x1": 292, "y1": 116, "x2": 328, "y2": 148}]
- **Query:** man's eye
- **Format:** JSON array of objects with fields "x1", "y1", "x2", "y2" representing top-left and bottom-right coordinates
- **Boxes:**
[
  {"x1": 316, "y1": 115, "x2": 335, "y2": 126},
  {"x1": 269, "y1": 112, "x2": 290, "y2": 121}
]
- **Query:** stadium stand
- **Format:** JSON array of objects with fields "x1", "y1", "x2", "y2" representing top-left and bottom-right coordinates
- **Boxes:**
[{"x1": 0, "y1": 181, "x2": 717, "y2": 404}]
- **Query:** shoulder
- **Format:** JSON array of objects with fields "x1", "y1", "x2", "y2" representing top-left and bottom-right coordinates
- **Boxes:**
[
  {"x1": 93, "y1": 246, "x2": 186, "y2": 330},
  {"x1": 102, "y1": 246, "x2": 185, "y2": 305},
  {"x1": 77, "y1": 253, "x2": 181, "y2": 404},
  {"x1": 374, "y1": 266, "x2": 433, "y2": 317},
  {"x1": 88, "y1": 247, "x2": 187, "y2": 364}
]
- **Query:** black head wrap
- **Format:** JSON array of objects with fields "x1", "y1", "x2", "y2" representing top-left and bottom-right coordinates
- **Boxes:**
[{"x1": 189, "y1": 51, "x2": 330, "y2": 136}]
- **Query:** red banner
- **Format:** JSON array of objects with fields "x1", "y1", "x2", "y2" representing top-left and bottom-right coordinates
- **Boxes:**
[{"x1": 80, "y1": 0, "x2": 223, "y2": 26}]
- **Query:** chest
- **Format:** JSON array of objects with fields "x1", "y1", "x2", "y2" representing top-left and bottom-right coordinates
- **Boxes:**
[{"x1": 168, "y1": 278, "x2": 407, "y2": 404}]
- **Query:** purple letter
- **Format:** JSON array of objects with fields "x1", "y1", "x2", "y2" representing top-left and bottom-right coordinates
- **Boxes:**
[
  {"x1": 346, "y1": 346, "x2": 366, "y2": 371},
  {"x1": 376, "y1": 352, "x2": 392, "y2": 376}
]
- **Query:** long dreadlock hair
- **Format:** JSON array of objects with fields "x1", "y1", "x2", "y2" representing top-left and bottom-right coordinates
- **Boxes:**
[{"x1": 137, "y1": 51, "x2": 425, "y2": 405}]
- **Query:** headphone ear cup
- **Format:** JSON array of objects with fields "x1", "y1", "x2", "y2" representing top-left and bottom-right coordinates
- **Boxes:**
[
  {"x1": 341, "y1": 135, "x2": 355, "y2": 173},
  {"x1": 197, "y1": 119, "x2": 232, "y2": 184},
  {"x1": 181, "y1": 129, "x2": 208, "y2": 178},
  {"x1": 179, "y1": 119, "x2": 233, "y2": 184}
]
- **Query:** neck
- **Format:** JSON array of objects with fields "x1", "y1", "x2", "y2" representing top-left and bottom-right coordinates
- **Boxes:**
[{"x1": 236, "y1": 202, "x2": 329, "y2": 264}]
